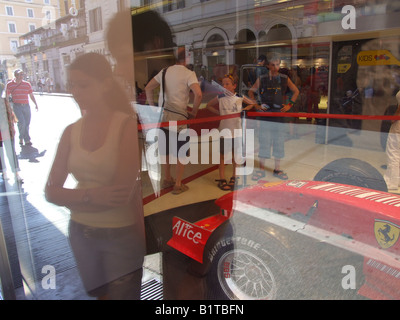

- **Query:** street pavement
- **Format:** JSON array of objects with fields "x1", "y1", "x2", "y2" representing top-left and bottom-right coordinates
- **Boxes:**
[{"x1": 0, "y1": 93, "x2": 85, "y2": 299}]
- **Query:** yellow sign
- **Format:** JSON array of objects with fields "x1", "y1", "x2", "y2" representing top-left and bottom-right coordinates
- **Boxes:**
[
  {"x1": 338, "y1": 64, "x2": 351, "y2": 74},
  {"x1": 357, "y1": 50, "x2": 400, "y2": 67},
  {"x1": 374, "y1": 219, "x2": 400, "y2": 249},
  {"x1": 263, "y1": 181, "x2": 284, "y2": 188}
]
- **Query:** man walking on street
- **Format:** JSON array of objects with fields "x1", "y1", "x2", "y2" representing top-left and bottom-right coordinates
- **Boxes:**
[{"x1": 6, "y1": 69, "x2": 38, "y2": 147}]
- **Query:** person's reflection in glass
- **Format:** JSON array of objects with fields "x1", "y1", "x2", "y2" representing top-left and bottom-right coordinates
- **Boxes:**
[
  {"x1": 106, "y1": 10, "x2": 176, "y2": 195},
  {"x1": 45, "y1": 53, "x2": 145, "y2": 300}
]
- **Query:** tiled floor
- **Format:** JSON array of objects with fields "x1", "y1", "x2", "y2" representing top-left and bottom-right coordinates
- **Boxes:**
[{"x1": 142, "y1": 122, "x2": 398, "y2": 217}]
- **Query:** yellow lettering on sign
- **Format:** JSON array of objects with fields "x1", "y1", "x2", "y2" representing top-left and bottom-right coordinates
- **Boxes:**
[{"x1": 357, "y1": 50, "x2": 400, "y2": 66}]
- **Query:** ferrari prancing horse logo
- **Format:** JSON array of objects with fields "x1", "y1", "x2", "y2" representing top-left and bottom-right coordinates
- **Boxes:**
[{"x1": 374, "y1": 219, "x2": 400, "y2": 249}]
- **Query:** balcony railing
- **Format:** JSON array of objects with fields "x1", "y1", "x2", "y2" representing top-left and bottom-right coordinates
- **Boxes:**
[{"x1": 17, "y1": 9, "x2": 87, "y2": 56}]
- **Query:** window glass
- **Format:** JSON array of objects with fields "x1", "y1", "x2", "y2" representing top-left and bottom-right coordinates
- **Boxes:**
[{"x1": 1, "y1": 0, "x2": 400, "y2": 304}]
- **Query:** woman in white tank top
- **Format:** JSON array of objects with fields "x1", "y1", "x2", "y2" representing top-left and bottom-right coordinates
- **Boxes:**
[{"x1": 45, "y1": 53, "x2": 145, "y2": 299}]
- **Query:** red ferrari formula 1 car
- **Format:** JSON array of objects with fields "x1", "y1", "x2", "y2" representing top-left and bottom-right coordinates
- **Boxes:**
[{"x1": 167, "y1": 158, "x2": 400, "y2": 300}]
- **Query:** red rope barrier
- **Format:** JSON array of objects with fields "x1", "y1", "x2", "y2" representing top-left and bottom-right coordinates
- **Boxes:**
[
  {"x1": 137, "y1": 111, "x2": 400, "y2": 131},
  {"x1": 247, "y1": 112, "x2": 400, "y2": 121},
  {"x1": 138, "y1": 113, "x2": 238, "y2": 130}
]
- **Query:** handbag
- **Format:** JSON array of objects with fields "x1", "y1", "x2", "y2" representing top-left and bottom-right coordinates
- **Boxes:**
[{"x1": 161, "y1": 66, "x2": 169, "y2": 109}]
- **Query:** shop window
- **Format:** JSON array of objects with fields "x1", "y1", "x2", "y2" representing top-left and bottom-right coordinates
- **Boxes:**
[
  {"x1": 235, "y1": 29, "x2": 256, "y2": 44},
  {"x1": 27, "y1": 8, "x2": 34, "y2": 18},
  {"x1": 6, "y1": 6, "x2": 14, "y2": 16},
  {"x1": 43, "y1": 60, "x2": 49, "y2": 72},
  {"x1": 235, "y1": 29, "x2": 257, "y2": 66},
  {"x1": 117, "y1": 0, "x2": 127, "y2": 11},
  {"x1": 163, "y1": 0, "x2": 185, "y2": 12},
  {"x1": 177, "y1": 0, "x2": 185, "y2": 9},
  {"x1": 265, "y1": 24, "x2": 292, "y2": 42},
  {"x1": 63, "y1": 0, "x2": 68, "y2": 15},
  {"x1": 10, "y1": 40, "x2": 18, "y2": 52},
  {"x1": 89, "y1": 7, "x2": 103, "y2": 33},
  {"x1": 207, "y1": 34, "x2": 226, "y2": 47},
  {"x1": 8, "y1": 22, "x2": 16, "y2": 33}
]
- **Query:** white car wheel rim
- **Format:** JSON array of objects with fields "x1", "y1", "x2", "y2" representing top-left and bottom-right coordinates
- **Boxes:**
[{"x1": 217, "y1": 249, "x2": 277, "y2": 300}]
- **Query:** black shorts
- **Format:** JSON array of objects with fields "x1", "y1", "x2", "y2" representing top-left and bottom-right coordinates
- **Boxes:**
[{"x1": 159, "y1": 127, "x2": 190, "y2": 157}]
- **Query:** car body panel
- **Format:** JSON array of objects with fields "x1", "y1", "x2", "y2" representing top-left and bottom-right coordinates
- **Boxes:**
[{"x1": 167, "y1": 180, "x2": 400, "y2": 299}]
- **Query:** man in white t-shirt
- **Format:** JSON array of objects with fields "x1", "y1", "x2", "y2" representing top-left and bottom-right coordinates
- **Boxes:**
[{"x1": 145, "y1": 49, "x2": 202, "y2": 194}]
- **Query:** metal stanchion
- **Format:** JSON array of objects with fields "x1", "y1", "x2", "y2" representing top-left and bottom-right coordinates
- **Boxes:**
[{"x1": 241, "y1": 110, "x2": 247, "y2": 189}]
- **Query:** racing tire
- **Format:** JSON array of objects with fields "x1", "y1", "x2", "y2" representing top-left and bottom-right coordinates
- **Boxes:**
[
  {"x1": 205, "y1": 231, "x2": 301, "y2": 300},
  {"x1": 380, "y1": 105, "x2": 397, "y2": 151},
  {"x1": 313, "y1": 158, "x2": 387, "y2": 192}
]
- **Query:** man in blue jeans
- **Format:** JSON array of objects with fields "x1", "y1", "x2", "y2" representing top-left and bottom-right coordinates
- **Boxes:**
[
  {"x1": 249, "y1": 53, "x2": 299, "y2": 180},
  {"x1": 5, "y1": 69, "x2": 39, "y2": 146}
]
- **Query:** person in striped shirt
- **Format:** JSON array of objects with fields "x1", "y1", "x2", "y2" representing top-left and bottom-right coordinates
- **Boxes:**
[{"x1": 5, "y1": 69, "x2": 39, "y2": 147}]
